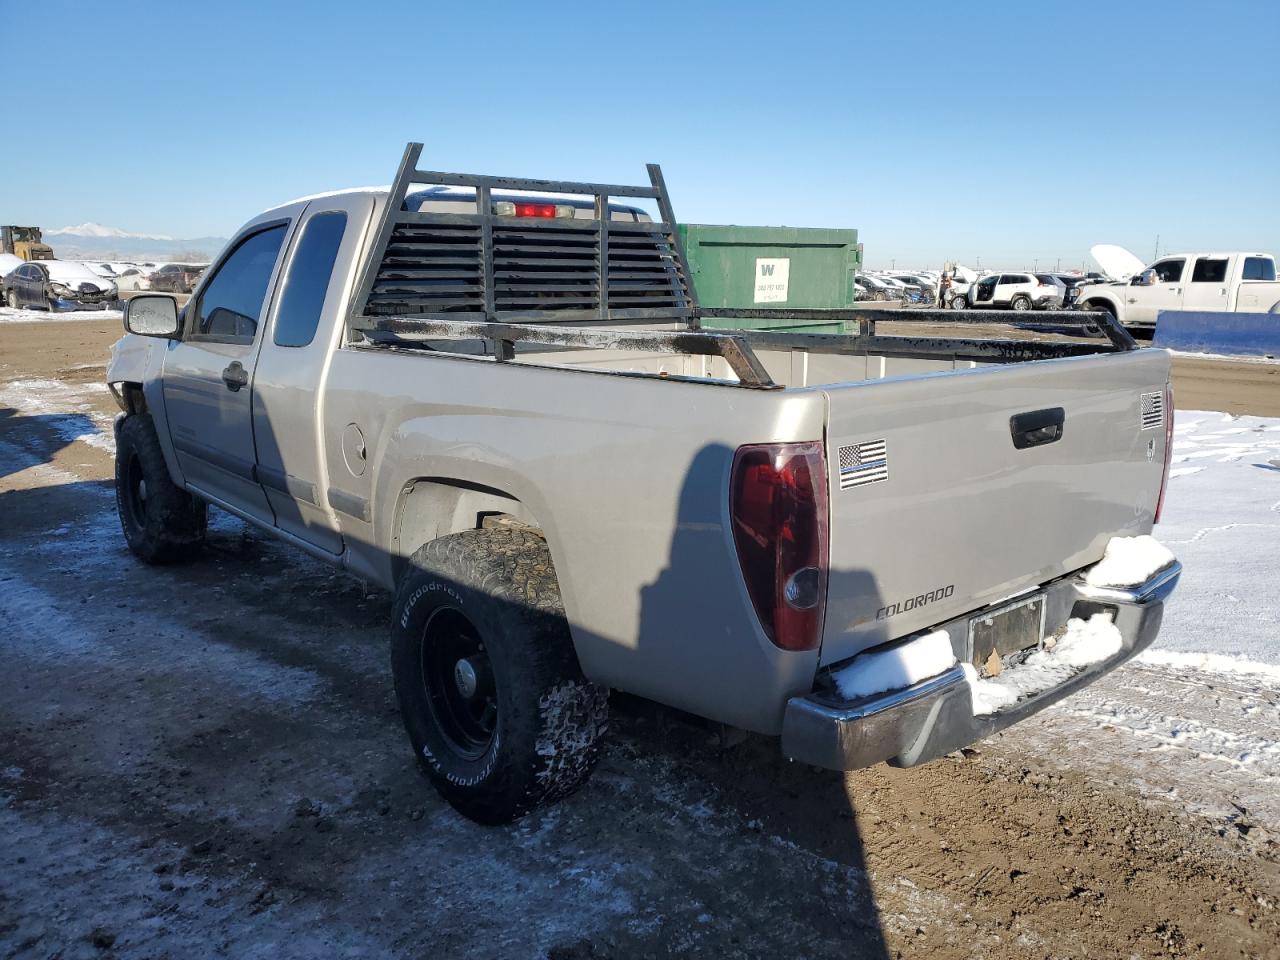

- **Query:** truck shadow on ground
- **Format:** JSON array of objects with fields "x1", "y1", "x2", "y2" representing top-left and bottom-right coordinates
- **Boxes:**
[
  {"x1": 0, "y1": 406, "x2": 103, "y2": 480},
  {"x1": 628, "y1": 442, "x2": 892, "y2": 958},
  {"x1": 0, "y1": 420, "x2": 897, "y2": 957}
]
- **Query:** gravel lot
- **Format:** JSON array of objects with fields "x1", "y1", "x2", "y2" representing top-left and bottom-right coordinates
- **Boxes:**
[{"x1": 1, "y1": 317, "x2": 1277, "y2": 959}]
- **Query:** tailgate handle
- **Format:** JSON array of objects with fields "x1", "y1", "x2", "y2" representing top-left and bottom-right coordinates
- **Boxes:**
[{"x1": 1010, "y1": 407, "x2": 1065, "y2": 449}]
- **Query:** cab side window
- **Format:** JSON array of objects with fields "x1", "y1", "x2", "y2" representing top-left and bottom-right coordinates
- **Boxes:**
[
  {"x1": 1152, "y1": 259, "x2": 1185, "y2": 283},
  {"x1": 192, "y1": 224, "x2": 288, "y2": 342},
  {"x1": 1190, "y1": 258, "x2": 1228, "y2": 283},
  {"x1": 273, "y1": 212, "x2": 348, "y2": 348}
]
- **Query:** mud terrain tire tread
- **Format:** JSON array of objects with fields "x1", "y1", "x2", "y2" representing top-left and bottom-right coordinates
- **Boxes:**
[
  {"x1": 115, "y1": 414, "x2": 207, "y2": 563},
  {"x1": 391, "y1": 527, "x2": 609, "y2": 825}
]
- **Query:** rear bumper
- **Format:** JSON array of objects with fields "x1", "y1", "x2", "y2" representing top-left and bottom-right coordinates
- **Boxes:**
[{"x1": 780, "y1": 561, "x2": 1181, "y2": 771}]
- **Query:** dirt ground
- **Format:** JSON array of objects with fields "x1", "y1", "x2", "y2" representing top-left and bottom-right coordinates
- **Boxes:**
[
  {"x1": 1169, "y1": 355, "x2": 1280, "y2": 417},
  {"x1": 2, "y1": 318, "x2": 1277, "y2": 959}
]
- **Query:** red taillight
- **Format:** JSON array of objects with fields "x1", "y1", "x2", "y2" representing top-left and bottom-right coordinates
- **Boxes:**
[
  {"x1": 514, "y1": 202, "x2": 557, "y2": 218},
  {"x1": 1154, "y1": 382, "x2": 1174, "y2": 523},
  {"x1": 729, "y1": 442, "x2": 829, "y2": 651}
]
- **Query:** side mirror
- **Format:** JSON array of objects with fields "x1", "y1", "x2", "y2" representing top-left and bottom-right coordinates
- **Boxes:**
[
  {"x1": 1134, "y1": 269, "x2": 1158, "y2": 287},
  {"x1": 124, "y1": 293, "x2": 180, "y2": 338}
]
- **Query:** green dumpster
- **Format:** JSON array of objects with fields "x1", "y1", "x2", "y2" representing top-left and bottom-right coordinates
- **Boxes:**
[{"x1": 677, "y1": 224, "x2": 862, "y2": 333}]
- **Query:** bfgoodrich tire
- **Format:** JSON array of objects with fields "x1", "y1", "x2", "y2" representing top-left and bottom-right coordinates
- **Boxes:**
[
  {"x1": 115, "y1": 414, "x2": 207, "y2": 563},
  {"x1": 391, "y1": 527, "x2": 609, "y2": 825}
]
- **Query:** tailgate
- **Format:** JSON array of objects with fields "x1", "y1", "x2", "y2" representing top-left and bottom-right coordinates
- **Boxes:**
[{"x1": 819, "y1": 350, "x2": 1171, "y2": 666}]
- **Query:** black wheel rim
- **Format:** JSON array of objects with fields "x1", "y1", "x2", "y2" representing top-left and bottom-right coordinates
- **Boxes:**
[
  {"x1": 419, "y1": 607, "x2": 497, "y2": 760},
  {"x1": 124, "y1": 451, "x2": 148, "y2": 530}
]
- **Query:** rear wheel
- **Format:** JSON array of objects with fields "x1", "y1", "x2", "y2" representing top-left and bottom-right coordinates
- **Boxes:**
[
  {"x1": 391, "y1": 527, "x2": 609, "y2": 825},
  {"x1": 1011, "y1": 295, "x2": 1032, "y2": 311},
  {"x1": 115, "y1": 414, "x2": 207, "y2": 563}
]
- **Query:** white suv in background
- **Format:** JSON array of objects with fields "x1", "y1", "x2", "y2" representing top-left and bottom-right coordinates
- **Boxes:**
[{"x1": 969, "y1": 272, "x2": 1064, "y2": 310}]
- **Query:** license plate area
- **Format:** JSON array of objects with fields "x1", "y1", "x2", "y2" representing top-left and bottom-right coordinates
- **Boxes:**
[{"x1": 969, "y1": 593, "x2": 1046, "y2": 674}]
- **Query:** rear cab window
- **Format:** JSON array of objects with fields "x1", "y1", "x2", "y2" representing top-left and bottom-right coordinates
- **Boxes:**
[
  {"x1": 1242, "y1": 256, "x2": 1276, "y2": 281},
  {"x1": 273, "y1": 212, "x2": 348, "y2": 348}
]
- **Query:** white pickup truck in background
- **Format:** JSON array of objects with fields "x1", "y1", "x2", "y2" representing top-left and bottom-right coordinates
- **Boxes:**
[{"x1": 1075, "y1": 251, "x2": 1280, "y2": 334}]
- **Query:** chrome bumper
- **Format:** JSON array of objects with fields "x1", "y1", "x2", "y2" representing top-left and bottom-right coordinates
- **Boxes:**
[{"x1": 781, "y1": 562, "x2": 1182, "y2": 771}]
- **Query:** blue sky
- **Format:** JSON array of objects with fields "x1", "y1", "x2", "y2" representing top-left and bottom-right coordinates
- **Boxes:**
[{"x1": 4, "y1": 0, "x2": 1277, "y2": 269}]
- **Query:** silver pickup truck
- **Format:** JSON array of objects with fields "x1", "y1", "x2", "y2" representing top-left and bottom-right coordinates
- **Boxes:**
[{"x1": 108, "y1": 143, "x2": 1181, "y2": 824}]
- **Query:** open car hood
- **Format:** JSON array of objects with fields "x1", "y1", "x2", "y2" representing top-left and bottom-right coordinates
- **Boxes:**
[{"x1": 1089, "y1": 244, "x2": 1146, "y2": 280}]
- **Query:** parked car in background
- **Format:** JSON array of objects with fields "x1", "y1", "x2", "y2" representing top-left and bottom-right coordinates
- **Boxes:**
[
  {"x1": 853, "y1": 274, "x2": 892, "y2": 301},
  {"x1": 114, "y1": 267, "x2": 152, "y2": 292},
  {"x1": 148, "y1": 263, "x2": 206, "y2": 293},
  {"x1": 2, "y1": 259, "x2": 118, "y2": 310},
  {"x1": 876, "y1": 276, "x2": 923, "y2": 302},
  {"x1": 889, "y1": 274, "x2": 937, "y2": 304},
  {"x1": 969, "y1": 272, "x2": 1064, "y2": 311},
  {"x1": 81, "y1": 262, "x2": 119, "y2": 280}
]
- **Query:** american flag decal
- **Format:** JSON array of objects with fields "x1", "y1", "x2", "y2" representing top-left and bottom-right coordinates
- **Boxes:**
[
  {"x1": 1140, "y1": 391, "x2": 1164, "y2": 430},
  {"x1": 838, "y1": 439, "x2": 889, "y2": 490}
]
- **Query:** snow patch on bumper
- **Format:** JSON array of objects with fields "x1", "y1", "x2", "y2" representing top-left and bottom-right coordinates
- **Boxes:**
[
  {"x1": 961, "y1": 613, "x2": 1123, "y2": 716},
  {"x1": 831, "y1": 629, "x2": 957, "y2": 700},
  {"x1": 1085, "y1": 535, "x2": 1176, "y2": 588}
]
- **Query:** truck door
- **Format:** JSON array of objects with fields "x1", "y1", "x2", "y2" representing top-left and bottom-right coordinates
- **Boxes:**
[
  {"x1": 161, "y1": 220, "x2": 292, "y2": 524},
  {"x1": 1126, "y1": 257, "x2": 1185, "y2": 326},
  {"x1": 251, "y1": 195, "x2": 374, "y2": 554},
  {"x1": 1181, "y1": 256, "x2": 1232, "y2": 312}
]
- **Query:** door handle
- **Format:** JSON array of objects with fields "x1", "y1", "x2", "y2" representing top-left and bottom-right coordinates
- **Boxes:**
[
  {"x1": 221, "y1": 361, "x2": 249, "y2": 392},
  {"x1": 1010, "y1": 407, "x2": 1065, "y2": 449}
]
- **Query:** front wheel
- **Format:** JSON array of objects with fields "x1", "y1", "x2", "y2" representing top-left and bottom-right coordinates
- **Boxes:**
[
  {"x1": 5, "y1": 288, "x2": 17, "y2": 309},
  {"x1": 948, "y1": 294, "x2": 966, "y2": 310},
  {"x1": 391, "y1": 527, "x2": 609, "y2": 825},
  {"x1": 115, "y1": 414, "x2": 207, "y2": 563}
]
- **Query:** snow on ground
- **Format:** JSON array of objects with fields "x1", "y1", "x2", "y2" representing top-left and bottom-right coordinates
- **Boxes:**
[
  {"x1": 0, "y1": 378, "x2": 117, "y2": 452},
  {"x1": 1152, "y1": 410, "x2": 1280, "y2": 664},
  {"x1": 1012, "y1": 410, "x2": 1280, "y2": 827},
  {"x1": 0, "y1": 306, "x2": 122, "y2": 323}
]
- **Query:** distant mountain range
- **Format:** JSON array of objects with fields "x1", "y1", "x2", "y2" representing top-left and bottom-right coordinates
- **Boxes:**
[{"x1": 44, "y1": 223, "x2": 228, "y2": 262}]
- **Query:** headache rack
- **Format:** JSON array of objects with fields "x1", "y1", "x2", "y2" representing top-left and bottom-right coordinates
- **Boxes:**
[{"x1": 348, "y1": 144, "x2": 1137, "y2": 389}]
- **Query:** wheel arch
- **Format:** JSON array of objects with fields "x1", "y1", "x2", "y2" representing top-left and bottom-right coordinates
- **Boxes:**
[
  {"x1": 1080, "y1": 296, "x2": 1119, "y2": 316},
  {"x1": 390, "y1": 476, "x2": 545, "y2": 586},
  {"x1": 108, "y1": 381, "x2": 148, "y2": 415}
]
